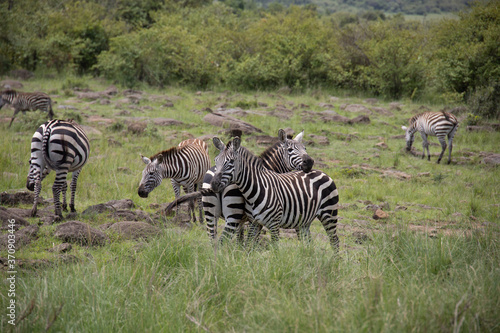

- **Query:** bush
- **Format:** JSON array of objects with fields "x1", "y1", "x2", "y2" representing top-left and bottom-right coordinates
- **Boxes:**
[{"x1": 467, "y1": 82, "x2": 500, "y2": 119}]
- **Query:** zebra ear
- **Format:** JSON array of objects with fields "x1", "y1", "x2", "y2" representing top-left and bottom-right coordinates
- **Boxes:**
[
  {"x1": 401, "y1": 126, "x2": 408, "y2": 131},
  {"x1": 293, "y1": 130, "x2": 304, "y2": 143},
  {"x1": 233, "y1": 137, "x2": 241, "y2": 151},
  {"x1": 140, "y1": 154, "x2": 151, "y2": 165},
  {"x1": 278, "y1": 129, "x2": 287, "y2": 143},
  {"x1": 213, "y1": 137, "x2": 225, "y2": 151}
]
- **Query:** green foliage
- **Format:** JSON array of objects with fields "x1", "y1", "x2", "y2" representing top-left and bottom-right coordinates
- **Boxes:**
[{"x1": 466, "y1": 82, "x2": 500, "y2": 119}]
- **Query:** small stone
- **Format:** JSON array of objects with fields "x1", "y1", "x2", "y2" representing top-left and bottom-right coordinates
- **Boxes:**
[{"x1": 373, "y1": 209, "x2": 389, "y2": 220}]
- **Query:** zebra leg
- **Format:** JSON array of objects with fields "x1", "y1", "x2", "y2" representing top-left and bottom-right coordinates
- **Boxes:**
[
  {"x1": 420, "y1": 132, "x2": 430, "y2": 160},
  {"x1": 246, "y1": 222, "x2": 263, "y2": 245},
  {"x1": 53, "y1": 170, "x2": 69, "y2": 220},
  {"x1": 447, "y1": 129, "x2": 457, "y2": 164},
  {"x1": 436, "y1": 136, "x2": 447, "y2": 164},
  {"x1": 318, "y1": 205, "x2": 339, "y2": 251},
  {"x1": 185, "y1": 184, "x2": 197, "y2": 223},
  {"x1": 203, "y1": 191, "x2": 221, "y2": 240},
  {"x1": 268, "y1": 223, "x2": 280, "y2": 243},
  {"x1": 297, "y1": 227, "x2": 312, "y2": 244},
  {"x1": 48, "y1": 105, "x2": 54, "y2": 120},
  {"x1": 170, "y1": 179, "x2": 182, "y2": 219},
  {"x1": 196, "y1": 181, "x2": 204, "y2": 224},
  {"x1": 8, "y1": 109, "x2": 21, "y2": 128},
  {"x1": 30, "y1": 178, "x2": 42, "y2": 217},
  {"x1": 219, "y1": 187, "x2": 246, "y2": 243},
  {"x1": 69, "y1": 169, "x2": 81, "y2": 213},
  {"x1": 61, "y1": 180, "x2": 68, "y2": 212}
]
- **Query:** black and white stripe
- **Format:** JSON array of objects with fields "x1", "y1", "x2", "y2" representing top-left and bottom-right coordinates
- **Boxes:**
[
  {"x1": 210, "y1": 136, "x2": 339, "y2": 249},
  {"x1": 138, "y1": 138, "x2": 210, "y2": 223},
  {"x1": 203, "y1": 129, "x2": 314, "y2": 241},
  {"x1": 1, "y1": 89, "x2": 54, "y2": 128},
  {"x1": 402, "y1": 111, "x2": 459, "y2": 164},
  {"x1": 26, "y1": 119, "x2": 90, "y2": 220}
]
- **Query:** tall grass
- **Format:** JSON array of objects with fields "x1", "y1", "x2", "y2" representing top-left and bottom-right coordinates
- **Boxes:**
[
  {"x1": 2, "y1": 227, "x2": 498, "y2": 332},
  {"x1": 0, "y1": 76, "x2": 499, "y2": 332}
]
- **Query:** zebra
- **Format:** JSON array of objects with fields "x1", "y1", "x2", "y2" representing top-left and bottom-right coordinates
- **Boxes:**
[
  {"x1": 165, "y1": 129, "x2": 314, "y2": 242},
  {"x1": 138, "y1": 138, "x2": 210, "y2": 223},
  {"x1": 0, "y1": 89, "x2": 54, "y2": 128},
  {"x1": 26, "y1": 119, "x2": 90, "y2": 220},
  {"x1": 402, "y1": 111, "x2": 459, "y2": 164},
  {"x1": 203, "y1": 129, "x2": 314, "y2": 242},
  {"x1": 210, "y1": 136, "x2": 339, "y2": 249}
]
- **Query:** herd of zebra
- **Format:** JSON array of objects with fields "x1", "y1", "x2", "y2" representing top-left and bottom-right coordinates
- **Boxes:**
[{"x1": 2, "y1": 88, "x2": 460, "y2": 249}]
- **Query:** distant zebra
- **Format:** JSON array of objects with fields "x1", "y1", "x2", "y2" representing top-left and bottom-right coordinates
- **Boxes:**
[
  {"x1": 168, "y1": 129, "x2": 314, "y2": 242},
  {"x1": 210, "y1": 136, "x2": 339, "y2": 249},
  {"x1": 402, "y1": 111, "x2": 459, "y2": 164},
  {"x1": 0, "y1": 89, "x2": 54, "y2": 128},
  {"x1": 27, "y1": 120, "x2": 90, "y2": 220},
  {"x1": 138, "y1": 138, "x2": 210, "y2": 223}
]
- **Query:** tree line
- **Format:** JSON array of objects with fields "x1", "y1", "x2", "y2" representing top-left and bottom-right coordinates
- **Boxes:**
[{"x1": 0, "y1": 0, "x2": 498, "y2": 118}]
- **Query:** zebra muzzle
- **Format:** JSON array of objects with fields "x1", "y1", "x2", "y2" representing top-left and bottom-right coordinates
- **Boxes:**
[
  {"x1": 301, "y1": 155, "x2": 314, "y2": 173},
  {"x1": 137, "y1": 184, "x2": 149, "y2": 198},
  {"x1": 210, "y1": 173, "x2": 225, "y2": 193}
]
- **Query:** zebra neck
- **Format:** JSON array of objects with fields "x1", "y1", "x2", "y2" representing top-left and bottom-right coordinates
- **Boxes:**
[{"x1": 234, "y1": 148, "x2": 266, "y2": 189}]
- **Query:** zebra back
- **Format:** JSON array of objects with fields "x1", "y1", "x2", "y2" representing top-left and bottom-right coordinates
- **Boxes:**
[{"x1": 41, "y1": 120, "x2": 90, "y2": 171}]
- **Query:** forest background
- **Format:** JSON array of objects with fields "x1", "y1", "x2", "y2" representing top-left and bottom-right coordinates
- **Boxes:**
[{"x1": 0, "y1": 0, "x2": 499, "y2": 120}]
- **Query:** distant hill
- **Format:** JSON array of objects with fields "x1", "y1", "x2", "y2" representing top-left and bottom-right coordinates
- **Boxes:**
[{"x1": 255, "y1": 0, "x2": 473, "y2": 15}]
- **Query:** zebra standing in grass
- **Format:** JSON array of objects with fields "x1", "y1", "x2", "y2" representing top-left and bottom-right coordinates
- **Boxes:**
[
  {"x1": 27, "y1": 119, "x2": 90, "y2": 220},
  {"x1": 168, "y1": 129, "x2": 314, "y2": 242},
  {"x1": 402, "y1": 111, "x2": 459, "y2": 164},
  {"x1": 210, "y1": 136, "x2": 339, "y2": 249},
  {"x1": 138, "y1": 138, "x2": 210, "y2": 223},
  {"x1": 0, "y1": 89, "x2": 54, "y2": 128}
]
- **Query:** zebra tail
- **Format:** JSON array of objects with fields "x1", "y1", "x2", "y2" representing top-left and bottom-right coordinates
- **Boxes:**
[
  {"x1": 165, "y1": 189, "x2": 211, "y2": 213},
  {"x1": 42, "y1": 121, "x2": 65, "y2": 170}
]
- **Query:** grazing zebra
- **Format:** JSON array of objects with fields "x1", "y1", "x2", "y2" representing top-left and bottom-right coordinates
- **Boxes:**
[
  {"x1": 138, "y1": 138, "x2": 210, "y2": 223},
  {"x1": 210, "y1": 136, "x2": 339, "y2": 249},
  {"x1": 201, "y1": 129, "x2": 314, "y2": 241},
  {"x1": 0, "y1": 89, "x2": 54, "y2": 128},
  {"x1": 26, "y1": 119, "x2": 90, "y2": 220},
  {"x1": 402, "y1": 111, "x2": 459, "y2": 164}
]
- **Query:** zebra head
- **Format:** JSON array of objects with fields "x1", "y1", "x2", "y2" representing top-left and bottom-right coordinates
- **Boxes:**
[
  {"x1": 210, "y1": 137, "x2": 239, "y2": 193},
  {"x1": 278, "y1": 129, "x2": 314, "y2": 172},
  {"x1": 138, "y1": 154, "x2": 163, "y2": 198},
  {"x1": 401, "y1": 125, "x2": 414, "y2": 151}
]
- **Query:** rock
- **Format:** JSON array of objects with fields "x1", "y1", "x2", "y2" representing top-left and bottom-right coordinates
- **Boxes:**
[
  {"x1": 342, "y1": 104, "x2": 372, "y2": 115},
  {"x1": 82, "y1": 199, "x2": 136, "y2": 215},
  {"x1": 0, "y1": 207, "x2": 30, "y2": 230},
  {"x1": 371, "y1": 107, "x2": 393, "y2": 116},
  {"x1": 80, "y1": 125, "x2": 102, "y2": 136},
  {"x1": 250, "y1": 135, "x2": 279, "y2": 146},
  {"x1": 48, "y1": 243, "x2": 72, "y2": 253},
  {"x1": 352, "y1": 231, "x2": 370, "y2": 244},
  {"x1": 0, "y1": 225, "x2": 39, "y2": 250},
  {"x1": 0, "y1": 80, "x2": 24, "y2": 89},
  {"x1": 375, "y1": 142, "x2": 388, "y2": 149},
  {"x1": 54, "y1": 221, "x2": 108, "y2": 246},
  {"x1": 373, "y1": 209, "x2": 389, "y2": 220},
  {"x1": 203, "y1": 113, "x2": 262, "y2": 134},
  {"x1": 466, "y1": 125, "x2": 500, "y2": 132},
  {"x1": 76, "y1": 92, "x2": 102, "y2": 100},
  {"x1": 1, "y1": 191, "x2": 42, "y2": 206},
  {"x1": 57, "y1": 105, "x2": 78, "y2": 110},
  {"x1": 309, "y1": 135, "x2": 330, "y2": 145},
  {"x1": 106, "y1": 221, "x2": 161, "y2": 240},
  {"x1": 127, "y1": 122, "x2": 147, "y2": 134},
  {"x1": 350, "y1": 115, "x2": 371, "y2": 124},
  {"x1": 151, "y1": 118, "x2": 184, "y2": 126},
  {"x1": 482, "y1": 154, "x2": 500, "y2": 165}
]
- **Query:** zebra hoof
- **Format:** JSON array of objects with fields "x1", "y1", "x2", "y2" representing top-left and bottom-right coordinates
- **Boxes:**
[{"x1": 30, "y1": 209, "x2": 37, "y2": 217}]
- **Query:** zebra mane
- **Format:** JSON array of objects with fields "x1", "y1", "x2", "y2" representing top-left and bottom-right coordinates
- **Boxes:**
[
  {"x1": 233, "y1": 142, "x2": 264, "y2": 168},
  {"x1": 1, "y1": 89, "x2": 17, "y2": 96},
  {"x1": 259, "y1": 140, "x2": 282, "y2": 160},
  {"x1": 150, "y1": 146, "x2": 182, "y2": 163}
]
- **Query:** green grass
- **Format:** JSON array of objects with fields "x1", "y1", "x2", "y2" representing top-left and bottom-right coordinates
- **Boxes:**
[{"x1": 0, "y1": 75, "x2": 499, "y2": 332}]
